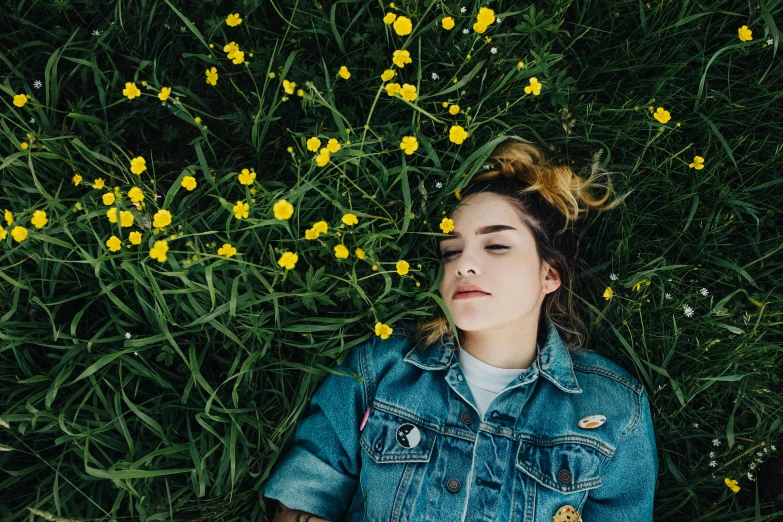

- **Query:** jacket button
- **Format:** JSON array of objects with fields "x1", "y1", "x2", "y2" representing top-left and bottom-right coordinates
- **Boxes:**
[
  {"x1": 460, "y1": 411, "x2": 473, "y2": 425},
  {"x1": 557, "y1": 468, "x2": 573, "y2": 484},
  {"x1": 446, "y1": 478, "x2": 461, "y2": 493}
]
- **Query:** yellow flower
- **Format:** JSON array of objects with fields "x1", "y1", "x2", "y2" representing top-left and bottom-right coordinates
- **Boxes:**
[
  {"x1": 323, "y1": 138, "x2": 339, "y2": 153},
  {"x1": 72, "y1": 173, "x2": 82, "y2": 186},
  {"x1": 477, "y1": 7, "x2": 495, "y2": 26},
  {"x1": 232, "y1": 201, "x2": 249, "y2": 219},
  {"x1": 224, "y1": 41, "x2": 239, "y2": 54},
  {"x1": 313, "y1": 220, "x2": 328, "y2": 234},
  {"x1": 277, "y1": 251, "x2": 299, "y2": 270},
  {"x1": 30, "y1": 210, "x2": 48, "y2": 229},
  {"x1": 130, "y1": 156, "x2": 147, "y2": 175},
  {"x1": 296, "y1": 88, "x2": 304, "y2": 97},
  {"x1": 93, "y1": 178, "x2": 105, "y2": 189},
  {"x1": 120, "y1": 210, "x2": 134, "y2": 228},
  {"x1": 4, "y1": 209, "x2": 12, "y2": 225},
  {"x1": 0, "y1": 228, "x2": 6, "y2": 240},
  {"x1": 517, "y1": 61, "x2": 525, "y2": 69},
  {"x1": 13, "y1": 93, "x2": 28, "y2": 107},
  {"x1": 455, "y1": 189, "x2": 462, "y2": 200},
  {"x1": 439, "y1": 217, "x2": 454, "y2": 233},
  {"x1": 102, "y1": 192, "x2": 116, "y2": 205},
  {"x1": 738, "y1": 25, "x2": 752, "y2": 42},
  {"x1": 11, "y1": 226, "x2": 28, "y2": 242},
  {"x1": 153, "y1": 209, "x2": 172, "y2": 229},
  {"x1": 449, "y1": 125, "x2": 469, "y2": 145},
  {"x1": 305, "y1": 228, "x2": 320, "y2": 240},
  {"x1": 129, "y1": 231, "x2": 142, "y2": 245},
  {"x1": 217, "y1": 243, "x2": 237, "y2": 257},
  {"x1": 238, "y1": 168, "x2": 256, "y2": 185},
  {"x1": 381, "y1": 69, "x2": 396, "y2": 82},
  {"x1": 632, "y1": 279, "x2": 650, "y2": 292},
  {"x1": 283, "y1": 79, "x2": 296, "y2": 94},
  {"x1": 226, "y1": 13, "x2": 243, "y2": 27},
  {"x1": 689, "y1": 156, "x2": 705, "y2": 170},
  {"x1": 338, "y1": 66, "x2": 351, "y2": 79},
  {"x1": 158, "y1": 87, "x2": 171, "y2": 101},
  {"x1": 149, "y1": 240, "x2": 169, "y2": 263},
  {"x1": 400, "y1": 83, "x2": 417, "y2": 101},
  {"x1": 342, "y1": 213, "x2": 358, "y2": 226},
  {"x1": 107, "y1": 207, "x2": 118, "y2": 224},
  {"x1": 524, "y1": 77, "x2": 542, "y2": 95},
  {"x1": 122, "y1": 82, "x2": 141, "y2": 100},
  {"x1": 603, "y1": 287, "x2": 613, "y2": 300},
  {"x1": 385, "y1": 82, "x2": 402, "y2": 97},
  {"x1": 230, "y1": 50, "x2": 245, "y2": 65},
  {"x1": 106, "y1": 235, "x2": 122, "y2": 252},
  {"x1": 20, "y1": 142, "x2": 29, "y2": 150},
  {"x1": 473, "y1": 22, "x2": 488, "y2": 33},
  {"x1": 315, "y1": 148, "x2": 330, "y2": 167},
  {"x1": 181, "y1": 175, "x2": 197, "y2": 191},
  {"x1": 724, "y1": 477, "x2": 741, "y2": 493},
  {"x1": 273, "y1": 199, "x2": 294, "y2": 220},
  {"x1": 128, "y1": 187, "x2": 144, "y2": 202},
  {"x1": 449, "y1": 104, "x2": 460, "y2": 115},
  {"x1": 393, "y1": 15, "x2": 412, "y2": 36},
  {"x1": 206, "y1": 67, "x2": 218, "y2": 86},
  {"x1": 383, "y1": 12, "x2": 396, "y2": 24},
  {"x1": 334, "y1": 244, "x2": 349, "y2": 259},
  {"x1": 653, "y1": 107, "x2": 671, "y2": 124},
  {"x1": 400, "y1": 135, "x2": 419, "y2": 155},
  {"x1": 396, "y1": 260, "x2": 410, "y2": 275},
  {"x1": 375, "y1": 321, "x2": 394, "y2": 339},
  {"x1": 355, "y1": 247, "x2": 365, "y2": 259},
  {"x1": 441, "y1": 17, "x2": 455, "y2": 30},
  {"x1": 392, "y1": 49, "x2": 412, "y2": 68},
  {"x1": 307, "y1": 136, "x2": 322, "y2": 152}
]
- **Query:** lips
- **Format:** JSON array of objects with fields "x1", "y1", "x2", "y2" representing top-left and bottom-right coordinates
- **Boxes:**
[{"x1": 453, "y1": 285, "x2": 490, "y2": 298}]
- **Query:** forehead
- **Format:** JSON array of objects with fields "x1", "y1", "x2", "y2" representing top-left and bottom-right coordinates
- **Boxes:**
[{"x1": 449, "y1": 193, "x2": 520, "y2": 224}]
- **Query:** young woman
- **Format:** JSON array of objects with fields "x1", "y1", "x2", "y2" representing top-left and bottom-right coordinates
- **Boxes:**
[{"x1": 263, "y1": 139, "x2": 659, "y2": 522}]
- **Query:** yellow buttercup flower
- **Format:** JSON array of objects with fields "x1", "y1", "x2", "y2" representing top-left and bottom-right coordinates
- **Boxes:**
[
  {"x1": 473, "y1": 22, "x2": 488, "y2": 33},
  {"x1": 342, "y1": 213, "x2": 358, "y2": 226},
  {"x1": 93, "y1": 178, "x2": 105, "y2": 189},
  {"x1": 232, "y1": 201, "x2": 249, "y2": 219},
  {"x1": 181, "y1": 176, "x2": 197, "y2": 191},
  {"x1": 122, "y1": 82, "x2": 141, "y2": 100},
  {"x1": 230, "y1": 50, "x2": 245, "y2": 65},
  {"x1": 153, "y1": 209, "x2": 172, "y2": 229},
  {"x1": 107, "y1": 207, "x2": 118, "y2": 224},
  {"x1": 334, "y1": 244, "x2": 349, "y2": 259},
  {"x1": 632, "y1": 278, "x2": 650, "y2": 292},
  {"x1": 149, "y1": 240, "x2": 169, "y2": 263},
  {"x1": 385, "y1": 82, "x2": 402, "y2": 96},
  {"x1": 400, "y1": 84, "x2": 417, "y2": 101},
  {"x1": 449, "y1": 125, "x2": 469, "y2": 145},
  {"x1": 517, "y1": 61, "x2": 525, "y2": 69},
  {"x1": 381, "y1": 69, "x2": 396, "y2": 81},
  {"x1": 441, "y1": 17, "x2": 455, "y2": 30},
  {"x1": 238, "y1": 168, "x2": 256, "y2": 185},
  {"x1": 11, "y1": 226, "x2": 28, "y2": 242},
  {"x1": 355, "y1": 247, "x2": 365, "y2": 259},
  {"x1": 0, "y1": 228, "x2": 6, "y2": 241},
  {"x1": 603, "y1": 287, "x2": 613, "y2": 300},
  {"x1": 326, "y1": 138, "x2": 341, "y2": 153},
  {"x1": 128, "y1": 187, "x2": 144, "y2": 202},
  {"x1": 375, "y1": 321, "x2": 393, "y2": 339},
  {"x1": 383, "y1": 12, "x2": 396, "y2": 24},
  {"x1": 129, "y1": 231, "x2": 142, "y2": 245},
  {"x1": 30, "y1": 210, "x2": 48, "y2": 229},
  {"x1": 305, "y1": 228, "x2": 319, "y2": 240},
  {"x1": 449, "y1": 104, "x2": 460, "y2": 115},
  {"x1": 130, "y1": 156, "x2": 147, "y2": 175},
  {"x1": 296, "y1": 88, "x2": 304, "y2": 96},
  {"x1": 392, "y1": 49, "x2": 412, "y2": 68},
  {"x1": 689, "y1": 156, "x2": 705, "y2": 170},
  {"x1": 226, "y1": 13, "x2": 243, "y2": 27},
  {"x1": 273, "y1": 199, "x2": 294, "y2": 220},
  {"x1": 315, "y1": 148, "x2": 330, "y2": 167},
  {"x1": 724, "y1": 477, "x2": 741, "y2": 493},
  {"x1": 283, "y1": 79, "x2": 297, "y2": 94},
  {"x1": 217, "y1": 243, "x2": 237, "y2": 257},
  {"x1": 653, "y1": 107, "x2": 671, "y2": 124},
  {"x1": 396, "y1": 260, "x2": 410, "y2": 275},
  {"x1": 455, "y1": 189, "x2": 462, "y2": 200},
  {"x1": 400, "y1": 136, "x2": 419, "y2": 155},
  {"x1": 120, "y1": 210, "x2": 134, "y2": 228},
  {"x1": 313, "y1": 220, "x2": 328, "y2": 234},
  {"x1": 224, "y1": 41, "x2": 239, "y2": 54},
  {"x1": 307, "y1": 136, "x2": 322, "y2": 152},
  {"x1": 4, "y1": 209, "x2": 12, "y2": 225},
  {"x1": 738, "y1": 25, "x2": 752, "y2": 42},
  {"x1": 72, "y1": 173, "x2": 82, "y2": 186},
  {"x1": 277, "y1": 251, "x2": 298, "y2": 270},
  {"x1": 524, "y1": 77, "x2": 542, "y2": 95},
  {"x1": 477, "y1": 7, "x2": 495, "y2": 26},
  {"x1": 338, "y1": 66, "x2": 351, "y2": 79},
  {"x1": 20, "y1": 142, "x2": 29, "y2": 150},
  {"x1": 158, "y1": 87, "x2": 171, "y2": 101},
  {"x1": 106, "y1": 235, "x2": 122, "y2": 252},
  {"x1": 393, "y1": 15, "x2": 412, "y2": 36},
  {"x1": 102, "y1": 192, "x2": 116, "y2": 205},
  {"x1": 13, "y1": 93, "x2": 28, "y2": 107},
  {"x1": 439, "y1": 217, "x2": 454, "y2": 233},
  {"x1": 206, "y1": 67, "x2": 218, "y2": 86}
]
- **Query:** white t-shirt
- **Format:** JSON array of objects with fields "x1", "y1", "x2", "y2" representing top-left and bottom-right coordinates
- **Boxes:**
[{"x1": 458, "y1": 342, "x2": 539, "y2": 420}]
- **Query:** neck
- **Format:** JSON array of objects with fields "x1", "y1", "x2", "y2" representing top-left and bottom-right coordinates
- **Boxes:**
[{"x1": 458, "y1": 317, "x2": 541, "y2": 369}]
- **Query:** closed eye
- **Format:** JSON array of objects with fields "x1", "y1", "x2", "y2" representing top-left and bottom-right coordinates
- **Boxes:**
[{"x1": 439, "y1": 244, "x2": 509, "y2": 259}]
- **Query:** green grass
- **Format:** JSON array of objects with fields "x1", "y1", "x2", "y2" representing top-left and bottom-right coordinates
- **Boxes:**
[{"x1": 1, "y1": 0, "x2": 782, "y2": 520}]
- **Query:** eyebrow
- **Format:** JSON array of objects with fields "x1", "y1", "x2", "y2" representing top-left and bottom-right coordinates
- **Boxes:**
[{"x1": 440, "y1": 224, "x2": 517, "y2": 241}]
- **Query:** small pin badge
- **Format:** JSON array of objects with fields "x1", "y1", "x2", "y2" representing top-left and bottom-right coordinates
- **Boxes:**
[
  {"x1": 396, "y1": 423, "x2": 421, "y2": 449},
  {"x1": 577, "y1": 414, "x2": 606, "y2": 429},
  {"x1": 359, "y1": 407, "x2": 371, "y2": 432},
  {"x1": 552, "y1": 504, "x2": 582, "y2": 522}
]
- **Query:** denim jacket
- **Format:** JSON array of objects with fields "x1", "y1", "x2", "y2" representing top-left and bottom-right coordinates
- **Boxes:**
[{"x1": 262, "y1": 317, "x2": 659, "y2": 521}]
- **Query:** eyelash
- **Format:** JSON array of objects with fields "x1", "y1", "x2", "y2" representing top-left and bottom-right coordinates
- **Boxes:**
[{"x1": 440, "y1": 244, "x2": 509, "y2": 259}]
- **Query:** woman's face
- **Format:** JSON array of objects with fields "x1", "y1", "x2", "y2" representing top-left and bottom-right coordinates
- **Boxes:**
[{"x1": 437, "y1": 192, "x2": 561, "y2": 333}]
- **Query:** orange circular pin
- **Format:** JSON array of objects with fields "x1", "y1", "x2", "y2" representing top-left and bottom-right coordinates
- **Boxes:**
[
  {"x1": 577, "y1": 414, "x2": 606, "y2": 429},
  {"x1": 552, "y1": 504, "x2": 582, "y2": 522}
]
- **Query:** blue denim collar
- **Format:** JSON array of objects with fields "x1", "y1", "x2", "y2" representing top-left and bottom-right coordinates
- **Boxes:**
[{"x1": 403, "y1": 316, "x2": 582, "y2": 393}]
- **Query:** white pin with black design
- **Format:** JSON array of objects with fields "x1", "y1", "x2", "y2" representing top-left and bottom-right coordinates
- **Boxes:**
[{"x1": 396, "y1": 423, "x2": 421, "y2": 449}]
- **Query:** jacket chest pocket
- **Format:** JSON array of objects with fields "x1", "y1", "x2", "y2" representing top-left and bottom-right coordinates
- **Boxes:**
[
  {"x1": 354, "y1": 407, "x2": 438, "y2": 522},
  {"x1": 513, "y1": 439, "x2": 610, "y2": 522}
]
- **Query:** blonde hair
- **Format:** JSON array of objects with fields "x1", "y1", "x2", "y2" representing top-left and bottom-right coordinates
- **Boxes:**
[{"x1": 415, "y1": 137, "x2": 633, "y2": 351}]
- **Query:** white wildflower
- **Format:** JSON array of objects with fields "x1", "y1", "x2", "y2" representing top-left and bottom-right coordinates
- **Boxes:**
[
  {"x1": 692, "y1": 422, "x2": 699, "y2": 428},
  {"x1": 92, "y1": 29, "x2": 101, "y2": 36},
  {"x1": 180, "y1": 26, "x2": 186, "y2": 33},
  {"x1": 133, "y1": 351, "x2": 139, "y2": 356},
  {"x1": 125, "y1": 332, "x2": 131, "y2": 339},
  {"x1": 496, "y1": 17, "x2": 501, "y2": 23},
  {"x1": 709, "y1": 460, "x2": 717, "y2": 467},
  {"x1": 461, "y1": 6, "x2": 467, "y2": 13},
  {"x1": 767, "y1": 38, "x2": 774, "y2": 45},
  {"x1": 435, "y1": 181, "x2": 443, "y2": 189},
  {"x1": 164, "y1": 23, "x2": 171, "y2": 29},
  {"x1": 490, "y1": 47, "x2": 498, "y2": 54},
  {"x1": 665, "y1": 292, "x2": 672, "y2": 300},
  {"x1": 713, "y1": 438, "x2": 721, "y2": 446},
  {"x1": 683, "y1": 304, "x2": 694, "y2": 318},
  {"x1": 747, "y1": 472, "x2": 754, "y2": 481},
  {"x1": 709, "y1": 451, "x2": 715, "y2": 458},
  {"x1": 772, "y1": 445, "x2": 776, "y2": 451},
  {"x1": 763, "y1": 447, "x2": 768, "y2": 453},
  {"x1": 737, "y1": 445, "x2": 744, "y2": 450},
  {"x1": 29, "y1": 117, "x2": 35, "y2": 124},
  {"x1": 609, "y1": 273, "x2": 618, "y2": 281},
  {"x1": 33, "y1": 80, "x2": 42, "y2": 89},
  {"x1": 700, "y1": 287, "x2": 709, "y2": 296},
  {"x1": 432, "y1": 72, "x2": 439, "y2": 80},
  {"x1": 462, "y1": 28, "x2": 469, "y2": 34}
]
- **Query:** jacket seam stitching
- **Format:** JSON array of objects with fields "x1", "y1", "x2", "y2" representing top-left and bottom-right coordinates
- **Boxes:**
[{"x1": 572, "y1": 362, "x2": 643, "y2": 396}]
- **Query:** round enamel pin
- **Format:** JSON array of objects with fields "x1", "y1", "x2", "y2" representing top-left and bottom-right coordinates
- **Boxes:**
[
  {"x1": 396, "y1": 423, "x2": 421, "y2": 449},
  {"x1": 578, "y1": 414, "x2": 606, "y2": 429},
  {"x1": 552, "y1": 504, "x2": 581, "y2": 522}
]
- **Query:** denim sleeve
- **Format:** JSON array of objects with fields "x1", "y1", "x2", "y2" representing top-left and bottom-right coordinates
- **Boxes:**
[
  {"x1": 262, "y1": 339, "x2": 372, "y2": 521},
  {"x1": 581, "y1": 389, "x2": 659, "y2": 520}
]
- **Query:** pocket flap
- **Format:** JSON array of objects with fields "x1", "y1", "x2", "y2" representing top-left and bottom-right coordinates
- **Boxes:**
[
  {"x1": 516, "y1": 440, "x2": 606, "y2": 493},
  {"x1": 360, "y1": 408, "x2": 436, "y2": 463}
]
